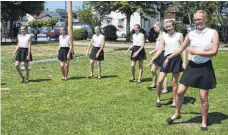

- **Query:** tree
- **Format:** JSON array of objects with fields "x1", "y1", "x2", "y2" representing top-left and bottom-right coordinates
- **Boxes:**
[
  {"x1": 77, "y1": 5, "x2": 102, "y2": 29},
  {"x1": 173, "y1": 1, "x2": 228, "y2": 43},
  {"x1": 1, "y1": 1, "x2": 45, "y2": 36},
  {"x1": 43, "y1": 18, "x2": 58, "y2": 29},
  {"x1": 28, "y1": 20, "x2": 44, "y2": 28},
  {"x1": 87, "y1": 1, "x2": 158, "y2": 41}
]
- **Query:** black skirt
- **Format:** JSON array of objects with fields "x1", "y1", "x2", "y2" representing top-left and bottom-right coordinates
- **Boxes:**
[
  {"x1": 160, "y1": 54, "x2": 184, "y2": 73},
  {"x1": 58, "y1": 47, "x2": 73, "y2": 61},
  {"x1": 89, "y1": 46, "x2": 104, "y2": 61},
  {"x1": 15, "y1": 48, "x2": 33, "y2": 62},
  {"x1": 180, "y1": 60, "x2": 216, "y2": 90},
  {"x1": 131, "y1": 46, "x2": 146, "y2": 61},
  {"x1": 154, "y1": 51, "x2": 165, "y2": 67}
]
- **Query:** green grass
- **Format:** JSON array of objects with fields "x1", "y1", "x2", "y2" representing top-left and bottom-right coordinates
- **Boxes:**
[{"x1": 1, "y1": 44, "x2": 228, "y2": 135}]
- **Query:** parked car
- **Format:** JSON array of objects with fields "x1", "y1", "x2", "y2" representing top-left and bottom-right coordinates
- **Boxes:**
[
  {"x1": 45, "y1": 29, "x2": 60, "y2": 41},
  {"x1": 116, "y1": 29, "x2": 126, "y2": 38},
  {"x1": 73, "y1": 23, "x2": 93, "y2": 39}
]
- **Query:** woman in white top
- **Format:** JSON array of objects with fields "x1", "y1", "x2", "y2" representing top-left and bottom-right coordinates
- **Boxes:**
[
  {"x1": 12, "y1": 26, "x2": 33, "y2": 83},
  {"x1": 125, "y1": 24, "x2": 146, "y2": 84},
  {"x1": 150, "y1": 20, "x2": 187, "y2": 107},
  {"x1": 148, "y1": 22, "x2": 168, "y2": 93},
  {"x1": 86, "y1": 26, "x2": 105, "y2": 79},
  {"x1": 165, "y1": 10, "x2": 219, "y2": 131},
  {"x1": 57, "y1": 27, "x2": 73, "y2": 81}
]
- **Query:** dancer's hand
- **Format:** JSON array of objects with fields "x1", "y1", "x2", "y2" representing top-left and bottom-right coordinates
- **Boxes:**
[
  {"x1": 163, "y1": 58, "x2": 169, "y2": 68},
  {"x1": 186, "y1": 47, "x2": 200, "y2": 55}
]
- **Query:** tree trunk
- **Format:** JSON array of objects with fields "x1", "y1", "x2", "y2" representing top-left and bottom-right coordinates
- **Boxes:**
[
  {"x1": 126, "y1": 15, "x2": 131, "y2": 41},
  {"x1": 222, "y1": 22, "x2": 228, "y2": 44},
  {"x1": 188, "y1": 12, "x2": 192, "y2": 25}
]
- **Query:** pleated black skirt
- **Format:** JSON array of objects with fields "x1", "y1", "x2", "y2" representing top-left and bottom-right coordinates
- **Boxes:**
[
  {"x1": 180, "y1": 60, "x2": 216, "y2": 90},
  {"x1": 131, "y1": 46, "x2": 146, "y2": 61},
  {"x1": 89, "y1": 46, "x2": 104, "y2": 61},
  {"x1": 15, "y1": 48, "x2": 33, "y2": 62},
  {"x1": 160, "y1": 54, "x2": 184, "y2": 73},
  {"x1": 154, "y1": 51, "x2": 165, "y2": 67},
  {"x1": 58, "y1": 47, "x2": 73, "y2": 61}
]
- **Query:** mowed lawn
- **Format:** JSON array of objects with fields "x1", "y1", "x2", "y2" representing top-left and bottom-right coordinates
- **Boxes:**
[{"x1": 1, "y1": 44, "x2": 228, "y2": 135}]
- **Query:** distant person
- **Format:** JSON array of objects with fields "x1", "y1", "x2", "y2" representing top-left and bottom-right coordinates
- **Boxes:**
[
  {"x1": 12, "y1": 26, "x2": 33, "y2": 83},
  {"x1": 33, "y1": 27, "x2": 39, "y2": 43},
  {"x1": 148, "y1": 22, "x2": 168, "y2": 93},
  {"x1": 57, "y1": 27, "x2": 73, "y2": 81},
  {"x1": 165, "y1": 10, "x2": 219, "y2": 131},
  {"x1": 86, "y1": 26, "x2": 105, "y2": 79},
  {"x1": 125, "y1": 24, "x2": 146, "y2": 84}
]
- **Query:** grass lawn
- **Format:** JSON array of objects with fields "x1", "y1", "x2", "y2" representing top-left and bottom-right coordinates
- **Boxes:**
[{"x1": 1, "y1": 44, "x2": 228, "y2": 135}]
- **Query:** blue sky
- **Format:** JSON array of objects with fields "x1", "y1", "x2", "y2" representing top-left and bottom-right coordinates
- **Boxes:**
[{"x1": 45, "y1": 1, "x2": 83, "y2": 10}]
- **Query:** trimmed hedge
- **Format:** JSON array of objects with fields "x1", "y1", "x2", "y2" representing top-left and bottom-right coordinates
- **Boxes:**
[
  {"x1": 73, "y1": 28, "x2": 88, "y2": 40},
  {"x1": 175, "y1": 23, "x2": 187, "y2": 37}
]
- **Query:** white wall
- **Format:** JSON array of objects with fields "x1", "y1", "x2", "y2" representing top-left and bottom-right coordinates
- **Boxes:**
[{"x1": 101, "y1": 11, "x2": 158, "y2": 35}]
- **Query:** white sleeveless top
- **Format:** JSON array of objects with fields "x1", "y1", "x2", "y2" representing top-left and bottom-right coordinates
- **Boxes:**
[
  {"x1": 155, "y1": 35, "x2": 162, "y2": 49},
  {"x1": 92, "y1": 34, "x2": 104, "y2": 47},
  {"x1": 133, "y1": 33, "x2": 143, "y2": 46},
  {"x1": 162, "y1": 32, "x2": 182, "y2": 56},
  {"x1": 18, "y1": 34, "x2": 31, "y2": 48},
  {"x1": 59, "y1": 35, "x2": 69, "y2": 47},
  {"x1": 188, "y1": 27, "x2": 215, "y2": 63}
]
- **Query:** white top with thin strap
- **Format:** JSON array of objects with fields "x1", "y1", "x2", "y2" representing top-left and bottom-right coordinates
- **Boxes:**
[
  {"x1": 59, "y1": 35, "x2": 69, "y2": 47},
  {"x1": 162, "y1": 32, "x2": 182, "y2": 56},
  {"x1": 92, "y1": 34, "x2": 104, "y2": 47},
  {"x1": 133, "y1": 33, "x2": 143, "y2": 46},
  {"x1": 18, "y1": 34, "x2": 31, "y2": 48},
  {"x1": 188, "y1": 27, "x2": 215, "y2": 63}
]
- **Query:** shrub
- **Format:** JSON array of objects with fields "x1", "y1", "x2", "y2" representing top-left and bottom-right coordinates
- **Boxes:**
[
  {"x1": 148, "y1": 28, "x2": 158, "y2": 42},
  {"x1": 73, "y1": 28, "x2": 88, "y2": 40},
  {"x1": 103, "y1": 25, "x2": 118, "y2": 41},
  {"x1": 175, "y1": 23, "x2": 187, "y2": 37}
]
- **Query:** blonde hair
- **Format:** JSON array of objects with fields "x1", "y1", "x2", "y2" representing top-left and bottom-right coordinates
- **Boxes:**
[
  {"x1": 153, "y1": 22, "x2": 162, "y2": 29},
  {"x1": 194, "y1": 10, "x2": 208, "y2": 20}
]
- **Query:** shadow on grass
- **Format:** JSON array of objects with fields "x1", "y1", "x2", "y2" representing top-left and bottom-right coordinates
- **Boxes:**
[
  {"x1": 1, "y1": 83, "x2": 6, "y2": 85},
  {"x1": 173, "y1": 112, "x2": 228, "y2": 126},
  {"x1": 102, "y1": 75, "x2": 118, "y2": 79},
  {"x1": 29, "y1": 79, "x2": 52, "y2": 83},
  {"x1": 160, "y1": 96, "x2": 196, "y2": 105},
  {"x1": 68, "y1": 76, "x2": 87, "y2": 80}
]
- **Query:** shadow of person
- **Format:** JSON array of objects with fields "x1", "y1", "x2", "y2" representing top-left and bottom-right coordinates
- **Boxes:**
[
  {"x1": 141, "y1": 78, "x2": 152, "y2": 82},
  {"x1": 183, "y1": 96, "x2": 196, "y2": 104},
  {"x1": 68, "y1": 76, "x2": 87, "y2": 80},
  {"x1": 101, "y1": 75, "x2": 118, "y2": 79},
  {"x1": 29, "y1": 79, "x2": 52, "y2": 83},
  {"x1": 173, "y1": 112, "x2": 228, "y2": 126}
]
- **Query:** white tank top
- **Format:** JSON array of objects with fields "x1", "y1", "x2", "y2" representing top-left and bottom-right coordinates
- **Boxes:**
[
  {"x1": 162, "y1": 32, "x2": 182, "y2": 56},
  {"x1": 18, "y1": 34, "x2": 31, "y2": 48},
  {"x1": 92, "y1": 34, "x2": 104, "y2": 47},
  {"x1": 188, "y1": 28, "x2": 215, "y2": 63},
  {"x1": 133, "y1": 33, "x2": 143, "y2": 46},
  {"x1": 59, "y1": 35, "x2": 69, "y2": 47},
  {"x1": 155, "y1": 35, "x2": 162, "y2": 49}
]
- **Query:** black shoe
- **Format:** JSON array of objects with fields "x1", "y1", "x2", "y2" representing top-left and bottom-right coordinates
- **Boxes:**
[
  {"x1": 150, "y1": 85, "x2": 156, "y2": 88},
  {"x1": 201, "y1": 126, "x2": 208, "y2": 131},
  {"x1": 20, "y1": 77, "x2": 25, "y2": 83},
  {"x1": 88, "y1": 75, "x2": 94, "y2": 79},
  {"x1": 156, "y1": 102, "x2": 161, "y2": 107},
  {"x1": 129, "y1": 79, "x2": 135, "y2": 82},
  {"x1": 167, "y1": 115, "x2": 181, "y2": 125}
]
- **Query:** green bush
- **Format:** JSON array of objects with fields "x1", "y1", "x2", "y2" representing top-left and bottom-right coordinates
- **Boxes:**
[
  {"x1": 175, "y1": 23, "x2": 187, "y2": 37},
  {"x1": 103, "y1": 25, "x2": 118, "y2": 41},
  {"x1": 73, "y1": 28, "x2": 88, "y2": 40}
]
